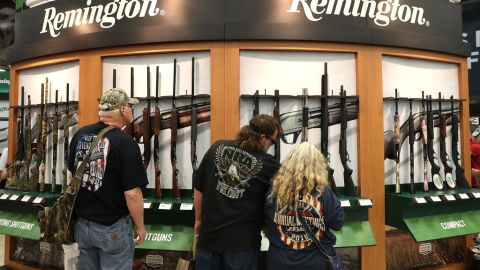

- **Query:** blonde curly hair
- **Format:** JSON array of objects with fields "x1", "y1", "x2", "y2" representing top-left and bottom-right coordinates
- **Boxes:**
[{"x1": 268, "y1": 142, "x2": 329, "y2": 211}]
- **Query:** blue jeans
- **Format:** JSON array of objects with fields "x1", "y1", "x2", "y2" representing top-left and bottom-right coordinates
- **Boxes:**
[
  {"x1": 195, "y1": 249, "x2": 260, "y2": 270},
  {"x1": 74, "y1": 216, "x2": 134, "y2": 270}
]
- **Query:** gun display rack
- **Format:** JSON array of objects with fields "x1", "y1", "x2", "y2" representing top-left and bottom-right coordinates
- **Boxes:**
[
  {"x1": 110, "y1": 58, "x2": 211, "y2": 206},
  {"x1": 4, "y1": 80, "x2": 78, "y2": 196}
]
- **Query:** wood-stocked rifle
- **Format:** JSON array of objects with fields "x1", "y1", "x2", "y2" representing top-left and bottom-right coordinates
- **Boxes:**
[
  {"x1": 143, "y1": 66, "x2": 152, "y2": 170},
  {"x1": 339, "y1": 86, "x2": 357, "y2": 196},
  {"x1": 171, "y1": 59, "x2": 181, "y2": 200},
  {"x1": 438, "y1": 93, "x2": 455, "y2": 189},
  {"x1": 153, "y1": 66, "x2": 162, "y2": 198},
  {"x1": 190, "y1": 57, "x2": 198, "y2": 186}
]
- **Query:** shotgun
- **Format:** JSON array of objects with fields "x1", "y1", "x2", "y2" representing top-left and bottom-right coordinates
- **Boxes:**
[
  {"x1": 438, "y1": 93, "x2": 455, "y2": 189},
  {"x1": 171, "y1": 59, "x2": 181, "y2": 200},
  {"x1": 153, "y1": 66, "x2": 162, "y2": 198}
]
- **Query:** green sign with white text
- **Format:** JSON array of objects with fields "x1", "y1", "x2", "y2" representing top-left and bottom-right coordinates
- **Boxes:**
[
  {"x1": 137, "y1": 224, "x2": 194, "y2": 251},
  {"x1": 0, "y1": 71, "x2": 9, "y2": 94},
  {"x1": 404, "y1": 210, "x2": 480, "y2": 242},
  {"x1": 0, "y1": 210, "x2": 40, "y2": 240}
]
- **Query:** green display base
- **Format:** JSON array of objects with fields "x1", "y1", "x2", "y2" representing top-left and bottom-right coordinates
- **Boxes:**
[
  {"x1": 333, "y1": 195, "x2": 376, "y2": 247},
  {"x1": 386, "y1": 185, "x2": 480, "y2": 242}
]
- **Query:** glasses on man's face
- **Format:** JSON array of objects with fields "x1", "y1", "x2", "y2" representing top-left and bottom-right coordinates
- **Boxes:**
[{"x1": 266, "y1": 135, "x2": 276, "y2": 146}]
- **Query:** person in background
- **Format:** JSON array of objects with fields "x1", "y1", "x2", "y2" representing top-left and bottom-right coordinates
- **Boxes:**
[
  {"x1": 265, "y1": 142, "x2": 345, "y2": 270},
  {"x1": 0, "y1": 148, "x2": 7, "y2": 188},
  {"x1": 471, "y1": 125, "x2": 480, "y2": 188},
  {"x1": 193, "y1": 114, "x2": 281, "y2": 270},
  {"x1": 68, "y1": 88, "x2": 148, "y2": 270}
]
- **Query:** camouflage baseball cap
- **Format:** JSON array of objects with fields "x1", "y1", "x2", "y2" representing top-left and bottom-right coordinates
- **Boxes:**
[{"x1": 99, "y1": 88, "x2": 139, "y2": 111}]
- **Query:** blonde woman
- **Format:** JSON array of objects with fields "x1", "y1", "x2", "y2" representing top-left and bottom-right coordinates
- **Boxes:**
[{"x1": 265, "y1": 142, "x2": 345, "y2": 270}]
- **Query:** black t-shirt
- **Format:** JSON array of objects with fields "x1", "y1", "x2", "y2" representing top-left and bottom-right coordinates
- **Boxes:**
[
  {"x1": 68, "y1": 121, "x2": 148, "y2": 225},
  {"x1": 193, "y1": 140, "x2": 280, "y2": 251},
  {"x1": 264, "y1": 187, "x2": 345, "y2": 270}
]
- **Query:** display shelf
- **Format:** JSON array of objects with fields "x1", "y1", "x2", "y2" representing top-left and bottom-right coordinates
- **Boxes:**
[
  {"x1": 386, "y1": 187, "x2": 480, "y2": 242},
  {"x1": 333, "y1": 195, "x2": 376, "y2": 247}
]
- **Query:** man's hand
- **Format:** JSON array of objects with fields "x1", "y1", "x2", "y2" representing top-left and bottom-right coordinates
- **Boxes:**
[{"x1": 134, "y1": 226, "x2": 147, "y2": 245}]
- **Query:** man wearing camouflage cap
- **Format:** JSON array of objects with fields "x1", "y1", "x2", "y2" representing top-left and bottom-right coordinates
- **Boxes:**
[{"x1": 68, "y1": 88, "x2": 148, "y2": 270}]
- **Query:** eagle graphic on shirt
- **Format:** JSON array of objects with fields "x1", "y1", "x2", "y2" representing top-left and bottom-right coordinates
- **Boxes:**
[
  {"x1": 214, "y1": 144, "x2": 263, "y2": 199},
  {"x1": 273, "y1": 195, "x2": 326, "y2": 250}
]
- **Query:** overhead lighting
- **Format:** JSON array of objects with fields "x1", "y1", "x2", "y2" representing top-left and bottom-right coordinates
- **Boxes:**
[{"x1": 449, "y1": 0, "x2": 461, "y2": 3}]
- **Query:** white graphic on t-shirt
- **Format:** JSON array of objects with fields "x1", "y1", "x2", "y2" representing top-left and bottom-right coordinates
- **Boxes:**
[
  {"x1": 273, "y1": 195, "x2": 325, "y2": 250},
  {"x1": 75, "y1": 134, "x2": 110, "y2": 192},
  {"x1": 214, "y1": 145, "x2": 263, "y2": 199}
]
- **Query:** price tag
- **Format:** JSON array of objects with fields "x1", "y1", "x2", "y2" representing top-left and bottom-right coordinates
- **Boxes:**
[
  {"x1": 180, "y1": 203, "x2": 194, "y2": 211},
  {"x1": 21, "y1": 195, "x2": 32, "y2": 202},
  {"x1": 9, "y1": 195, "x2": 19, "y2": 201},
  {"x1": 444, "y1": 195, "x2": 456, "y2": 201},
  {"x1": 33, "y1": 197, "x2": 44, "y2": 204},
  {"x1": 472, "y1": 192, "x2": 480, "y2": 199},
  {"x1": 143, "y1": 202, "x2": 152, "y2": 209},
  {"x1": 429, "y1": 196, "x2": 441, "y2": 202},
  {"x1": 414, "y1": 197, "x2": 427, "y2": 204},
  {"x1": 458, "y1": 193, "x2": 469, "y2": 200},
  {"x1": 159, "y1": 203, "x2": 173, "y2": 210},
  {"x1": 0, "y1": 194, "x2": 9, "y2": 200},
  {"x1": 358, "y1": 199, "x2": 372, "y2": 207},
  {"x1": 340, "y1": 200, "x2": 351, "y2": 207}
]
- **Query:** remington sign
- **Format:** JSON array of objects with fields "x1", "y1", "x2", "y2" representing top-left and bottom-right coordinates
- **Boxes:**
[
  {"x1": 9, "y1": 0, "x2": 469, "y2": 64},
  {"x1": 41, "y1": 0, "x2": 161, "y2": 38},
  {"x1": 287, "y1": 0, "x2": 429, "y2": 27}
]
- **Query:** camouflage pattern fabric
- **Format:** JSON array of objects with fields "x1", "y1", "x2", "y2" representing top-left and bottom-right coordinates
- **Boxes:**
[
  {"x1": 38, "y1": 191, "x2": 77, "y2": 244},
  {"x1": 99, "y1": 88, "x2": 139, "y2": 111}
]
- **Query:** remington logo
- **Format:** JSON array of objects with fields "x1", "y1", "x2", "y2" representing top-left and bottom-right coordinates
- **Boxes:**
[
  {"x1": 0, "y1": 79, "x2": 9, "y2": 85},
  {"x1": 41, "y1": 0, "x2": 161, "y2": 38},
  {"x1": 287, "y1": 0, "x2": 429, "y2": 27}
]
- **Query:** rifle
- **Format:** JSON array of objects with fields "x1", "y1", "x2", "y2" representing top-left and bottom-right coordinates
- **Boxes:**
[
  {"x1": 253, "y1": 90, "x2": 259, "y2": 116},
  {"x1": 62, "y1": 84, "x2": 70, "y2": 194},
  {"x1": 171, "y1": 59, "x2": 181, "y2": 200},
  {"x1": 124, "y1": 67, "x2": 135, "y2": 137},
  {"x1": 408, "y1": 98, "x2": 415, "y2": 194},
  {"x1": 321, "y1": 63, "x2": 338, "y2": 195},
  {"x1": 190, "y1": 57, "x2": 198, "y2": 182},
  {"x1": 279, "y1": 101, "x2": 358, "y2": 144},
  {"x1": 301, "y1": 88, "x2": 308, "y2": 142},
  {"x1": 16, "y1": 87, "x2": 25, "y2": 163},
  {"x1": 132, "y1": 101, "x2": 211, "y2": 142},
  {"x1": 113, "y1": 69, "x2": 116, "y2": 88},
  {"x1": 438, "y1": 93, "x2": 455, "y2": 189},
  {"x1": 153, "y1": 66, "x2": 162, "y2": 198},
  {"x1": 39, "y1": 79, "x2": 49, "y2": 192},
  {"x1": 143, "y1": 66, "x2": 152, "y2": 170},
  {"x1": 450, "y1": 96, "x2": 469, "y2": 188},
  {"x1": 339, "y1": 86, "x2": 357, "y2": 196},
  {"x1": 420, "y1": 92, "x2": 428, "y2": 192},
  {"x1": 426, "y1": 95, "x2": 444, "y2": 190},
  {"x1": 437, "y1": 93, "x2": 455, "y2": 189},
  {"x1": 393, "y1": 89, "x2": 400, "y2": 194},
  {"x1": 23, "y1": 95, "x2": 32, "y2": 184},
  {"x1": 273, "y1": 89, "x2": 280, "y2": 161},
  {"x1": 51, "y1": 90, "x2": 59, "y2": 193}
]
